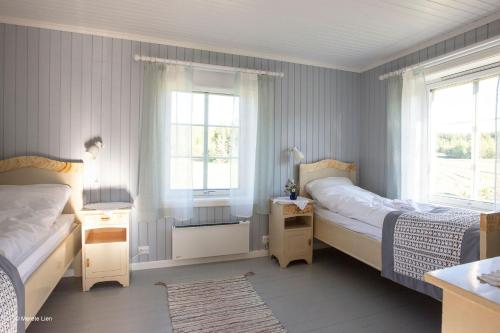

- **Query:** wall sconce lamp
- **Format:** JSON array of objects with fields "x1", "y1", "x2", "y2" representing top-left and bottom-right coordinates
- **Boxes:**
[
  {"x1": 84, "y1": 138, "x2": 103, "y2": 186},
  {"x1": 288, "y1": 146, "x2": 305, "y2": 163},
  {"x1": 84, "y1": 139, "x2": 103, "y2": 160},
  {"x1": 287, "y1": 146, "x2": 304, "y2": 182}
]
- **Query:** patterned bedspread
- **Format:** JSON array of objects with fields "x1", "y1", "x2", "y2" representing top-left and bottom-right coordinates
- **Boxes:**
[
  {"x1": 0, "y1": 255, "x2": 24, "y2": 333},
  {"x1": 382, "y1": 207, "x2": 480, "y2": 300}
]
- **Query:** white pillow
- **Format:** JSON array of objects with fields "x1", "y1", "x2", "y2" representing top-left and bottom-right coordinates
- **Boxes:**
[
  {"x1": 305, "y1": 178, "x2": 397, "y2": 228},
  {"x1": 305, "y1": 177, "x2": 353, "y2": 196},
  {"x1": 0, "y1": 184, "x2": 72, "y2": 228}
]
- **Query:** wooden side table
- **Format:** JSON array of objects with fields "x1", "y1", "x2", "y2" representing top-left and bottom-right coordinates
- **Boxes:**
[
  {"x1": 269, "y1": 199, "x2": 313, "y2": 268},
  {"x1": 81, "y1": 205, "x2": 131, "y2": 291},
  {"x1": 424, "y1": 257, "x2": 500, "y2": 333}
]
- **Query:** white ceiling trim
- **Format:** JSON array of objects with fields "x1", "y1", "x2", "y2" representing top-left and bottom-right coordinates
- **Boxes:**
[
  {"x1": 360, "y1": 10, "x2": 500, "y2": 73},
  {"x1": 0, "y1": 15, "x2": 362, "y2": 73}
]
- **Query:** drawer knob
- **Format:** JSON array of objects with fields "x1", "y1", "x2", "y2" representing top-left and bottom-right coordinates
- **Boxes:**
[
  {"x1": 308, "y1": 239, "x2": 312, "y2": 246},
  {"x1": 100, "y1": 215, "x2": 111, "y2": 221},
  {"x1": 86, "y1": 258, "x2": 90, "y2": 267}
]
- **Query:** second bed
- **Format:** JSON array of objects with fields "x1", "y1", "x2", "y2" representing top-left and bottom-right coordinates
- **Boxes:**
[{"x1": 299, "y1": 159, "x2": 500, "y2": 298}]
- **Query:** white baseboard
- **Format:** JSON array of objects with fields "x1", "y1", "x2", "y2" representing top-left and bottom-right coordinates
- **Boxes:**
[{"x1": 130, "y1": 249, "x2": 269, "y2": 271}]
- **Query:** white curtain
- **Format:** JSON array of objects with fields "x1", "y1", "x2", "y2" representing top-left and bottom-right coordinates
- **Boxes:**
[
  {"x1": 401, "y1": 69, "x2": 429, "y2": 201},
  {"x1": 137, "y1": 64, "x2": 194, "y2": 223},
  {"x1": 495, "y1": 77, "x2": 500, "y2": 209},
  {"x1": 254, "y1": 75, "x2": 275, "y2": 215},
  {"x1": 230, "y1": 73, "x2": 259, "y2": 218},
  {"x1": 386, "y1": 76, "x2": 403, "y2": 199}
]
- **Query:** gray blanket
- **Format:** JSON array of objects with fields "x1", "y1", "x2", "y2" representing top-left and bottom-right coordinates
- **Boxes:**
[
  {"x1": 382, "y1": 207, "x2": 480, "y2": 300},
  {"x1": 0, "y1": 255, "x2": 24, "y2": 333}
]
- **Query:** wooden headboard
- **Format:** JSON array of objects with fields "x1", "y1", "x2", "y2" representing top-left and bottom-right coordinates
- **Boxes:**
[
  {"x1": 0, "y1": 156, "x2": 84, "y2": 214},
  {"x1": 299, "y1": 159, "x2": 356, "y2": 197}
]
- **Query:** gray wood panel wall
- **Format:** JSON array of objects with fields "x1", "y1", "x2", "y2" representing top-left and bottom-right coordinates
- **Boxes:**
[
  {"x1": 359, "y1": 19, "x2": 500, "y2": 196},
  {"x1": 0, "y1": 23, "x2": 361, "y2": 263}
]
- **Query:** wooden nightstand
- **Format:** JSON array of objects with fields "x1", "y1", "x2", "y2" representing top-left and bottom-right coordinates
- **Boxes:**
[
  {"x1": 81, "y1": 203, "x2": 131, "y2": 291},
  {"x1": 269, "y1": 199, "x2": 313, "y2": 268}
]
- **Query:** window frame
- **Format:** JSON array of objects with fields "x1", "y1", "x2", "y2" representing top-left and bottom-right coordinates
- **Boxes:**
[
  {"x1": 426, "y1": 70, "x2": 500, "y2": 210},
  {"x1": 169, "y1": 91, "x2": 239, "y2": 199}
]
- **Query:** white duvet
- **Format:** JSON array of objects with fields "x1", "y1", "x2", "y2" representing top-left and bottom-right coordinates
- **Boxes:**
[
  {"x1": 306, "y1": 177, "x2": 434, "y2": 229},
  {"x1": 0, "y1": 184, "x2": 72, "y2": 265}
]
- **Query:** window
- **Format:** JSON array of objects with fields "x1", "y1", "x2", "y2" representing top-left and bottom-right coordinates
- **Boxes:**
[
  {"x1": 429, "y1": 75, "x2": 499, "y2": 209},
  {"x1": 170, "y1": 91, "x2": 239, "y2": 196}
]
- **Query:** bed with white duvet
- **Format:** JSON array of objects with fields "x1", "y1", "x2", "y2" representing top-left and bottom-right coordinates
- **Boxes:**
[
  {"x1": 0, "y1": 184, "x2": 75, "y2": 282},
  {"x1": 306, "y1": 177, "x2": 436, "y2": 232},
  {"x1": 305, "y1": 176, "x2": 481, "y2": 300}
]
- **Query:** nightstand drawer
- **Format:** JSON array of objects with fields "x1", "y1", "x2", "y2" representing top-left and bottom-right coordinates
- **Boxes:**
[
  {"x1": 282, "y1": 203, "x2": 313, "y2": 216},
  {"x1": 84, "y1": 212, "x2": 128, "y2": 226}
]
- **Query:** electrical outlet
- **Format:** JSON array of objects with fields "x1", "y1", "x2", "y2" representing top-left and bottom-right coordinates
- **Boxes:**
[
  {"x1": 138, "y1": 246, "x2": 150, "y2": 255},
  {"x1": 262, "y1": 235, "x2": 269, "y2": 246}
]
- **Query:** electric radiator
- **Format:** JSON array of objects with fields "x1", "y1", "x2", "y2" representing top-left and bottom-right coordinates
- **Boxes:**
[{"x1": 172, "y1": 221, "x2": 250, "y2": 260}]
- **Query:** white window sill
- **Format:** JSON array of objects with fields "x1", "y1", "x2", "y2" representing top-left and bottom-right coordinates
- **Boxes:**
[
  {"x1": 193, "y1": 197, "x2": 230, "y2": 208},
  {"x1": 430, "y1": 195, "x2": 495, "y2": 212}
]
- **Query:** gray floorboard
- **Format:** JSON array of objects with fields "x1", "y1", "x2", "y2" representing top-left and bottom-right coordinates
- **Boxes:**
[{"x1": 27, "y1": 248, "x2": 441, "y2": 333}]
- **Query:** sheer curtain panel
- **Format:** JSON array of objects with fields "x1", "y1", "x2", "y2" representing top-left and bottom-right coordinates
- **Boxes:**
[
  {"x1": 496, "y1": 77, "x2": 500, "y2": 209},
  {"x1": 386, "y1": 76, "x2": 403, "y2": 199},
  {"x1": 254, "y1": 75, "x2": 275, "y2": 215},
  {"x1": 401, "y1": 70, "x2": 429, "y2": 201},
  {"x1": 230, "y1": 73, "x2": 259, "y2": 218},
  {"x1": 137, "y1": 64, "x2": 194, "y2": 223}
]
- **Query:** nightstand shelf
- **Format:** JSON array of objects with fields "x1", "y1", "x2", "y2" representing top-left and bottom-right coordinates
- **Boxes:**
[
  {"x1": 81, "y1": 205, "x2": 131, "y2": 291},
  {"x1": 85, "y1": 228, "x2": 127, "y2": 244},
  {"x1": 269, "y1": 199, "x2": 313, "y2": 268},
  {"x1": 285, "y1": 216, "x2": 312, "y2": 230}
]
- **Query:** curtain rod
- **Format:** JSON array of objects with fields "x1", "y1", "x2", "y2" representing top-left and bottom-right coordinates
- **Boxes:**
[
  {"x1": 133, "y1": 55, "x2": 285, "y2": 78},
  {"x1": 378, "y1": 35, "x2": 500, "y2": 81}
]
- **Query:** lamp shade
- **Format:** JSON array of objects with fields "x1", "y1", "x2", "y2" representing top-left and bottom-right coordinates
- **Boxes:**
[
  {"x1": 290, "y1": 147, "x2": 305, "y2": 162},
  {"x1": 85, "y1": 141, "x2": 103, "y2": 160}
]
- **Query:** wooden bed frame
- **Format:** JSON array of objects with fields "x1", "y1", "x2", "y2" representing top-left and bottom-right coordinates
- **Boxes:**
[
  {"x1": 0, "y1": 156, "x2": 83, "y2": 328},
  {"x1": 299, "y1": 159, "x2": 500, "y2": 271}
]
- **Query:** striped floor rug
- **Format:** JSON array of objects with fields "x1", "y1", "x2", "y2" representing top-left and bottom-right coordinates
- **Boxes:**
[{"x1": 165, "y1": 275, "x2": 287, "y2": 332}]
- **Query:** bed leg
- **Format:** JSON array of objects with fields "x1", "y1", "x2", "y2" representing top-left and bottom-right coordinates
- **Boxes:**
[
  {"x1": 72, "y1": 250, "x2": 82, "y2": 277},
  {"x1": 480, "y1": 212, "x2": 500, "y2": 259}
]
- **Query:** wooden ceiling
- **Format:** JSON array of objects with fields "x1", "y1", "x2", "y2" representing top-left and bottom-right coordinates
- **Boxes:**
[{"x1": 1, "y1": 0, "x2": 500, "y2": 71}]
